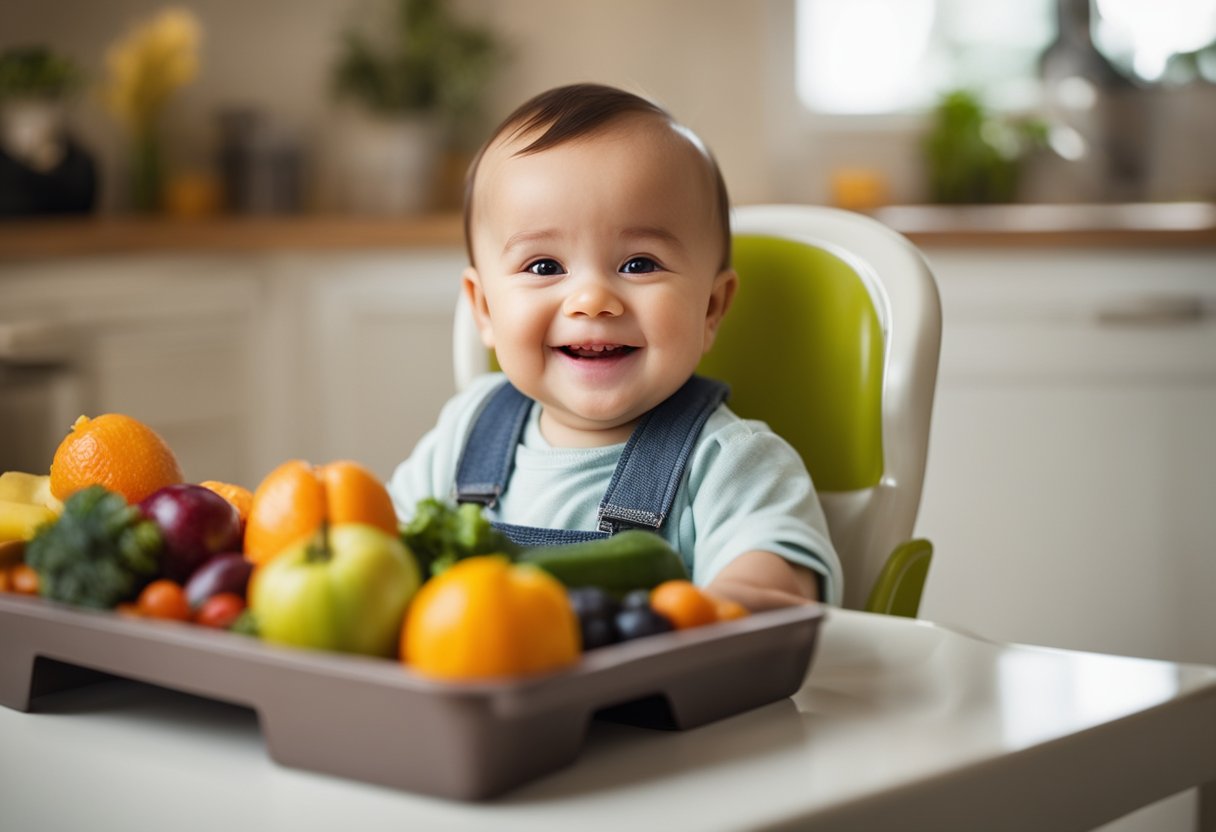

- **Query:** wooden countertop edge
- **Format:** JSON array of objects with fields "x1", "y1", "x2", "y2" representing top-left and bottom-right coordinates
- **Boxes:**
[
  {"x1": 894, "y1": 228, "x2": 1216, "y2": 248},
  {"x1": 0, "y1": 215, "x2": 467, "y2": 259},
  {"x1": 1, "y1": 212, "x2": 1214, "y2": 258}
]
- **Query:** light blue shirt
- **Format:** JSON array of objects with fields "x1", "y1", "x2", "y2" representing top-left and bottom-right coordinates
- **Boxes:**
[{"x1": 388, "y1": 373, "x2": 842, "y2": 604}]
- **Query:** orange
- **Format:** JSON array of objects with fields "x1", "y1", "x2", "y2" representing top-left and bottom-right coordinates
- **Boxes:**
[
  {"x1": 712, "y1": 596, "x2": 750, "y2": 622},
  {"x1": 650, "y1": 579, "x2": 719, "y2": 629},
  {"x1": 244, "y1": 459, "x2": 398, "y2": 566},
  {"x1": 402, "y1": 556, "x2": 580, "y2": 680},
  {"x1": 198, "y1": 480, "x2": 254, "y2": 526},
  {"x1": 50, "y1": 414, "x2": 184, "y2": 504}
]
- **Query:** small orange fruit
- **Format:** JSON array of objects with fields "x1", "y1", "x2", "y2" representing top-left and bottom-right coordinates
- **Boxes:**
[
  {"x1": 137, "y1": 579, "x2": 191, "y2": 621},
  {"x1": 712, "y1": 596, "x2": 750, "y2": 622},
  {"x1": 50, "y1": 414, "x2": 184, "y2": 504},
  {"x1": 402, "y1": 556, "x2": 580, "y2": 680},
  {"x1": 198, "y1": 480, "x2": 254, "y2": 527},
  {"x1": 650, "y1": 579, "x2": 719, "y2": 630},
  {"x1": 9, "y1": 563, "x2": 40, "y2": 595},
  {"x1": 244, "y1": 459, "x2": 398, "y2": 566}
]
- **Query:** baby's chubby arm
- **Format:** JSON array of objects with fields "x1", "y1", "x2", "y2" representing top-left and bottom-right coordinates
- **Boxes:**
[{"x1": 705, "y1": 550, "x2": 820, "y2": 611}]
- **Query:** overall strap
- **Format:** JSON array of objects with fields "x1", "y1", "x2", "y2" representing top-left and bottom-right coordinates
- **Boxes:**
[
  {"x1": 452, "y1": 381, "x2": 532, "y2": 508},
  {"x1": 453, "y1": 375, "x2": 730, "y2": 534},
  {"x1": 490, "y1": 521, "x2": 607, "y2": 549},
  {"x1": 597, "y1": 375, "x2": 729, "y2": 534}
]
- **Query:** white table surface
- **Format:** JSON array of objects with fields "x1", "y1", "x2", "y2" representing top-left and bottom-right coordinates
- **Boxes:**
[{"x1": 2, "y1": 608, "x2": 1215, "y2": 832}]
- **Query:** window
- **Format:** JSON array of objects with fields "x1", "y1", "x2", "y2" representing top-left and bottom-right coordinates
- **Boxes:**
[
  {"x1": 1094, "y1": 0, "x2": 1216, "y2": 80},
  {"x1": 796, "y1": 0, "x2": 1216, "y2": 116},
  {"x1": 796, "y1": 0, "x2": 1053, "y2": 114}
]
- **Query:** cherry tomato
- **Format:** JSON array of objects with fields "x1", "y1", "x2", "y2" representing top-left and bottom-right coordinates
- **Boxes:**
[
  {"x1": 9, "y1": 564, "x2": 40, "y2": 596},
  {"x1": 194, "y1": 592, "x2": 246, "y2": 629},
  {"x1": 137, "y1": 579, "x2": 191, "y2": 621}
]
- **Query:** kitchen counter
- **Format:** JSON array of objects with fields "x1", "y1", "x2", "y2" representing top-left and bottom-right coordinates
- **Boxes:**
[
  {"x1": 3, "y1": 605, "x2": 1215, "y2": 831},
  {"x1": 0, "y1": 214, "x2": 466, "y2": 259},
  {"x1": 1, "y1": 202, "x2": 1214, "y2": 259},
  {"x1": 874, "y1": 201, "x2": 1216, "y2": 248}
]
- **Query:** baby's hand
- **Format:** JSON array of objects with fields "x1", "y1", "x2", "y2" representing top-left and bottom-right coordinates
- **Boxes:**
[{"x1": 705, "y1": 550, "x2": 820, "y2": 612}]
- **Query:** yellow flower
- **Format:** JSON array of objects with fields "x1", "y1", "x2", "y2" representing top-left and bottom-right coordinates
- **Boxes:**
[{"x1": 102, "y1": 7, "x2": 202, "y2": 134}]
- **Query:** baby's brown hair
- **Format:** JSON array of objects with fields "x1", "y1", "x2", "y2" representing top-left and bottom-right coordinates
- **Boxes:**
[{"x1": 462, "y1": 83, "x2": 732, "y2": 271}]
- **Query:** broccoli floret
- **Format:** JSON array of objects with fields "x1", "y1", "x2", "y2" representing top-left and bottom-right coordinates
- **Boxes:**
[
  {"x1": 25, "y1": 485, "x2": 163, "y2": 609},
  {"x1": 400, "y1": 497, "x2": 519, "y2": 577}
]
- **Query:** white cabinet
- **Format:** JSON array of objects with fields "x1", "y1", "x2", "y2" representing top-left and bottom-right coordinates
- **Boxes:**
[
  {"x1": 251, "y1": 250, "x2": 465, "y2": 483},
  {"x1": 1, "y1": 247, "x2": 466, "y2": 492},
  {"x1": 916, "y1": 247, "x2": 1216, "y2": 667},
  {"x1": 0, "y1": 257, "x2": 261, "y2": 487}
]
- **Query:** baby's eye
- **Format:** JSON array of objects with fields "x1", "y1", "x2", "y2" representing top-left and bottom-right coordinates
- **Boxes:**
[
  {"x1": 620, "y1": 256, "x2": 661, "y2": 275},
  {"x1": 525, "y1": 258, "x2": 565, "y2": 276}
]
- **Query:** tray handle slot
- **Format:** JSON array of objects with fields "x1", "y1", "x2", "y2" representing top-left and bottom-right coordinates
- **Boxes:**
[
  {"x1": 28, "y1": 656, "x2": 121, "y2": 704},
  {"x1": 594, "y1": 692, "x2": 678, "y2": 730}
]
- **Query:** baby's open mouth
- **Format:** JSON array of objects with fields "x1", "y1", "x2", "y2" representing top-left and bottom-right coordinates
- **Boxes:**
[{"x1": 558, "y1": 344, "x2": 638, "y2": 359}]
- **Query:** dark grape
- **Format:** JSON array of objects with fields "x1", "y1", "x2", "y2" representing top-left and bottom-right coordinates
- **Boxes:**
[
  {"x1": 567, "y1": 586, "x2": 619, "y2": 618},
  {"x1": 620, "y1": 588, "x2": 652, "y2": 610},
  {"x1": 568, "y1": 586, "x2": 620, "y2": 650},
  {"x1": 615, "y1": 607, "x2": 674, "y2": 642},
  {"x1": 580, "y1": 614, "x2": 618, "y2": 650}
]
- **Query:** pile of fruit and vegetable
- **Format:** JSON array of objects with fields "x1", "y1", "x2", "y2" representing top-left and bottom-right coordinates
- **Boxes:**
[{"x1": 0, "y1": 413, "x2": 750, "y2": 681}]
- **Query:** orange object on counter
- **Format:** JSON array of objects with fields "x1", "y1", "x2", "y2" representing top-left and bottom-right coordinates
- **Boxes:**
[
  {"x1": 830, "y1": 167, "x2": 889, "y2": 212},
  {"x1": 164, "y1": 171, "x2": 223, "y2": 219}
]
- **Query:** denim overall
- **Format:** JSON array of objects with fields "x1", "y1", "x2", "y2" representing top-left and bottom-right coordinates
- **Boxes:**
[{"x1": 453, "y1": 375, "x2": 730, "y2": 548}]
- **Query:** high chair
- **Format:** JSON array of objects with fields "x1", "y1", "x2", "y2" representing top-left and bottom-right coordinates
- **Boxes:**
[
  {"x1": 452, "y1": 204, "x2": 942, "y2": 616},
  {"x1": 701, "y1": 205, "x2": 941, "y2": 615}
]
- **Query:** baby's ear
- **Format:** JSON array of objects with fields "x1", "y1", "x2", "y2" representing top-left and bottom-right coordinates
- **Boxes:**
[
  {"x1": 461, "y1": 267, "x2": 496, "y2": 349},
  {"x1": 702, "y1": 268, "x2": 738, "y2": 352}
]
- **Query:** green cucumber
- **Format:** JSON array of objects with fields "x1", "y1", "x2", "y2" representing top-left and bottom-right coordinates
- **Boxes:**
[{"x1": 517, "y1": 529, "x2": 689, "y2": 595}]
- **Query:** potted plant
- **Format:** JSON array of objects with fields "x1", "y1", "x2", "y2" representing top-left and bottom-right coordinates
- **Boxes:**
[
  {"x1": 922, "y1": 90, "x2": 1049, "y2": 204},
  {"x1": 327, "y1": 0, "x2": 504, "y2": 214},
  {"x1": 0, "y1": 46, "x2": 97, "y2": 215},
  {"x1": 100, "y1": 8, "x2": 201, "y2": 214}
]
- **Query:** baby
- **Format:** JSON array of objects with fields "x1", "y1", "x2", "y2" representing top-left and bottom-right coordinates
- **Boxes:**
[{"x1": 390, "y1": 83, "x2": 841, "y2": 610}]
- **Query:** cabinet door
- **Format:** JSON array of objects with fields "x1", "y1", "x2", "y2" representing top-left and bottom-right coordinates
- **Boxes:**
[
  {"x1": 92, "y1": 320, "x2": 253, "y2": 486},
  {"x1": 260, "y1": 251, "x2": 466, "y2": 483},
  {"x1": 916, "y1": 248, "x2": 1216, "y2": 665},
  {"x1": 1, "y1": 256, "x2": 261, "y2": 486}
]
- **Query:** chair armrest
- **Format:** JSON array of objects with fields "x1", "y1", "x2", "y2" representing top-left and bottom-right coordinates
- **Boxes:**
[{"x1": 864, "y1": 538, "x2": 933, "y2": 617}]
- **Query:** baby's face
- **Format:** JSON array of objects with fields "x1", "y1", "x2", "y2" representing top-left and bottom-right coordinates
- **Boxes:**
[{"x1": 464, "y1": 115, "x2": 736, "y2": 448}]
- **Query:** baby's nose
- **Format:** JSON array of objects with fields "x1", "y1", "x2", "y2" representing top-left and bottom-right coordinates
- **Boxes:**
[{"x1": 562, "y1": 273, "x2": 624, "y2": 318}]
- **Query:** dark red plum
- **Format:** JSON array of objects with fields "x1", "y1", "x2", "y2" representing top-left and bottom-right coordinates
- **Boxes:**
[
  {"x1": 140, "y1": 484, "x2": 242, "y2": 583},
  {"x1": 184, "y1": 552, "x2": 254, "y2": 610}
]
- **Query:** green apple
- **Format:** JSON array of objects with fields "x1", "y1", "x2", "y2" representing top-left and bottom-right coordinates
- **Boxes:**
[{"x1": 249, "y1": 522, "x2": 420, "y2": 657}]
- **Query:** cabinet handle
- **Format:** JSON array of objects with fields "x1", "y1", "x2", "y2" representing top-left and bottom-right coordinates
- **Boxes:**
[
  {"x1": 0, "y1": 320, "x2": 78, "y2": 363},
  {"x1": 1095, "y1": 296, "x2": 1212, "y2": 327}
]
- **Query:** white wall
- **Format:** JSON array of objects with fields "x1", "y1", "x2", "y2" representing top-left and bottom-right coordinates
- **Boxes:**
[
  {"x1": 0, "y1": 0, "x2": 779, "y2": 211},
  {"x1": 3, "y1": 0, "x2": 1214, "y2": 214}
]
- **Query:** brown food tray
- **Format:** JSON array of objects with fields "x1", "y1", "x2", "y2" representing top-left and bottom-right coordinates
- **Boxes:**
[{"x1": 0, "y1": 593, "x2": 824, "y2": 800}]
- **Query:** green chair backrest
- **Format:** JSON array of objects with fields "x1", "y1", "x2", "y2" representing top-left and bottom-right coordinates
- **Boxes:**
[{"x1": 698, "y1": 234, "x2": 885, "y2": 493}]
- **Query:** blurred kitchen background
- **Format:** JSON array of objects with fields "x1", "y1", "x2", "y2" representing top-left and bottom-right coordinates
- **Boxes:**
[
  {"x1": 1, "y1": 3, "x2": 1215, "y2": 828},
  {"x1": 2, "y1": 0, "x2": 1215, "y2": 214}
]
